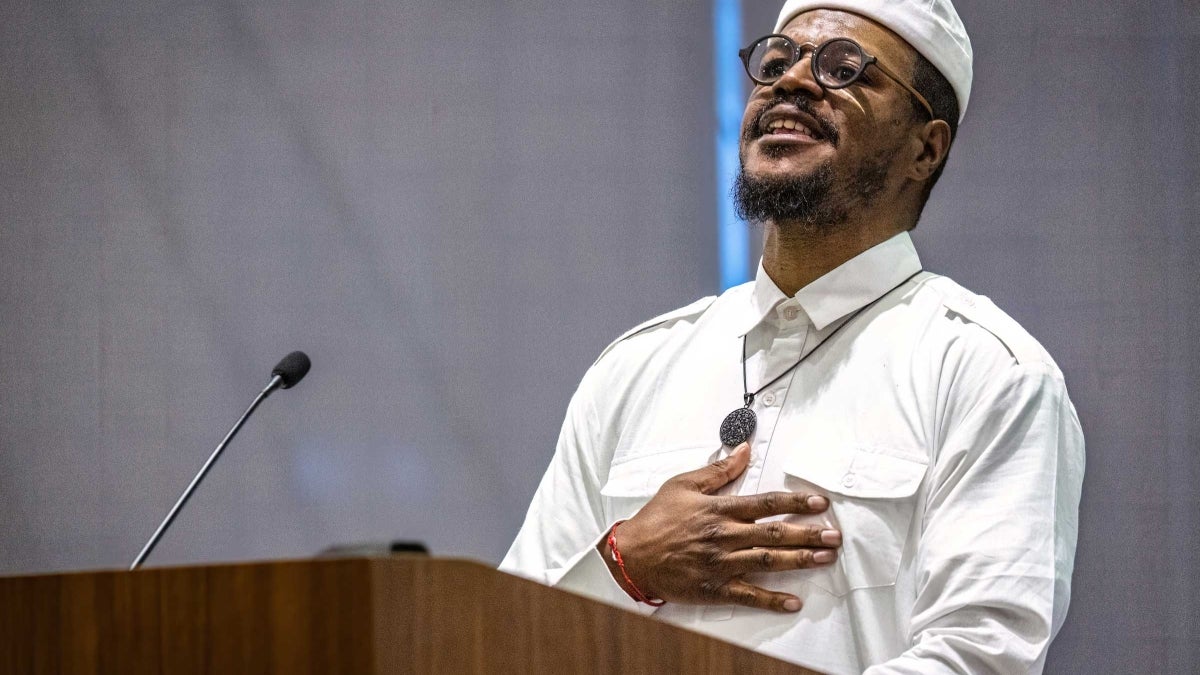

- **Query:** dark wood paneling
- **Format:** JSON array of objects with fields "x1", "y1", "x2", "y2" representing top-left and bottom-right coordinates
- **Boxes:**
[{"x1": 0, "y1": 557, "x2": 816, "y2": 674}]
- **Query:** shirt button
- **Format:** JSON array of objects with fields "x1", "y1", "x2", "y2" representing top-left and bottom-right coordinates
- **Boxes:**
[
  {"x1": 841, "y1": 473, "x2": 857, "y2": 488},
  {"x1": 761, "y1": 392, "x2": 776, "y2": 406},
  {"x1": 782, "y1": 307, "x2": 799, "y2": 321}
]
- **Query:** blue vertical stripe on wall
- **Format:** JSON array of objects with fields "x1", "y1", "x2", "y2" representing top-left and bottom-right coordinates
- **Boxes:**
[{"x1": 714, "y1": 0, "x2": 749, "y2": 291}]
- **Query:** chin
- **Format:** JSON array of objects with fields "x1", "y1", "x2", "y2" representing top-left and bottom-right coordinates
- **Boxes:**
[
  {"x1": 746, "y1": 140, "x2": 829, "y2": 171},
  {"x1": 743, "y1": 154, "x2": 827, "y2": 184}
]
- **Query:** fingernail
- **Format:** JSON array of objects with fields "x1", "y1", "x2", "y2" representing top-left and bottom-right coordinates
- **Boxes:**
[
  {"x1": 806, "y1": 495, "x2": 828, "y2": 510},
  {"x1": 783, "y1": 598, "x2": 802, "y2": 612},
  {"x1": 820, "y1": 529, "x2": 841, "y2": 546},
  {"x1": 813, "y1": 550, "x2": 836, "y2": 564},
  {"x1": 736, "y1": 442, "x2": 750, "y2": 453}
]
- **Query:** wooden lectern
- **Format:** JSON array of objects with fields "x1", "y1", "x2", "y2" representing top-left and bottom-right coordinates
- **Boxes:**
[{"x1": 0, "y1": 557, "x2": 814, "y2": 674}]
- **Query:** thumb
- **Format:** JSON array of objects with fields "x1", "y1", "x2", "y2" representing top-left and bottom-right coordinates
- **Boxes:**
[{"x1": 683, "y1": 443, "x2": 750, "y2": 495}]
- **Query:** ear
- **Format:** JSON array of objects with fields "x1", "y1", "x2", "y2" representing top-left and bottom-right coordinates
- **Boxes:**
[{"x1": 906, "y1": 118, "x2": 952, "y2": 182}]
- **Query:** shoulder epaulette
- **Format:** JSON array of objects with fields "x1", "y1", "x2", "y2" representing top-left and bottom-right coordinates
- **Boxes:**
[
  {"x1": 939, "y1": 290, "x2": 1050, "y2": 367},
  {"x1": 593, "y1": 296, "x2": 717, "y2": 366}
]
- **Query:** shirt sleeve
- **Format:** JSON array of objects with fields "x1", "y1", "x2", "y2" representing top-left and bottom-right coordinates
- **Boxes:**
[
  {"x1": 865, "y1": 362, "x2": 1085, "y2": 674},
  {"x1": 498, "y1": 365, "x2": 653, "y2": 613}
]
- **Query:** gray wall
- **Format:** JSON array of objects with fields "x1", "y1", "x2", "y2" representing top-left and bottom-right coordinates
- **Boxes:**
[{"x1": 1, "y1": 0, "x2": 1196, "y2": 671}]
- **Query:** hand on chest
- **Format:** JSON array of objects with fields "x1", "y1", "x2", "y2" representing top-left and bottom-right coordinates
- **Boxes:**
[{"x1": 602, "y1": 329, "x2": 932, "y2": 597}]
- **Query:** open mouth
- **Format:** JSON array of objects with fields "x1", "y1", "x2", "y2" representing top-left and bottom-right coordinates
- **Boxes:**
[
  {"x1": 764, "y1": 117, "x2": 821, "y2": 140},
  {"x1": 753, "y1": 104, "x2": 834, "y2": 146}
]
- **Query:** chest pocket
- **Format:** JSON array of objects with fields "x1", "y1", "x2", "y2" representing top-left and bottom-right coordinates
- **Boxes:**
[
  {"x1": 782, "y1": 446, "x2": 927, "y2": 596},
  {"x1": 599, "y1": 446, "x2": 714, "y2": 520}
]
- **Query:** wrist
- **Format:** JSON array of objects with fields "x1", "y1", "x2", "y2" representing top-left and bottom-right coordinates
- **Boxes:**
[
  {"x1": 597, "y1": 532, "x2": 638, "y2": 598},
  {"x1": 600, "y1": 520, "x2": 665, "y2": 606}
]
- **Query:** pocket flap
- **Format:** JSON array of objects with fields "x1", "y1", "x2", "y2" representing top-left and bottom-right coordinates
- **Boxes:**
[
  {"x1": 600, "y1": 447, "x2": 713, "y2": 498},
  {"x1": 783, "y1": 446, "x2": 928, "y2": 499}
]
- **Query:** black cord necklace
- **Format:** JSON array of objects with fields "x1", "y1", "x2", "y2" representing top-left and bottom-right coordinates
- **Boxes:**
[{"x1": 718, "y1": 269, "x2": 924, "y2": 448}]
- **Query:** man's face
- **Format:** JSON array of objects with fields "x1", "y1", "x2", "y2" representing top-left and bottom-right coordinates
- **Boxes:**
[{"x1": 736, "y1": 10, "x2": 923, "y2": 228}]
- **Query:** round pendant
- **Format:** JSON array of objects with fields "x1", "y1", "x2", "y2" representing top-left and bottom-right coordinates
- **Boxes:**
[{"x1": 719, "y1": 407, "x2": 757, "y2": 447}]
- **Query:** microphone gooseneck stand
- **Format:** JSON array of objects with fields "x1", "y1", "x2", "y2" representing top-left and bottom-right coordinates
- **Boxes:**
[{"x1": 129, "y1": 351, "x2": 311, "y2": 571}]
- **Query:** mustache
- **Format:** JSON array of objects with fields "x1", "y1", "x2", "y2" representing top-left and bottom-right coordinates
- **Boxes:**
[{"x1": 745, "y1": 96, "x2": 840, "y2": 147}]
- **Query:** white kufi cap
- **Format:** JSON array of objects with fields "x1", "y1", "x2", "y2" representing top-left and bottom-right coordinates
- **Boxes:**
[{"x1": 774, "y1": 0, "x2": 973, "y2": 122}]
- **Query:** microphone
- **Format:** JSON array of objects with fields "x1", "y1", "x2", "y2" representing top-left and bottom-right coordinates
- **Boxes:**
[
  {"x1": 129, "y1": 351, "x2": 311, "y2": 570},
  {"x1": 270, "y1": 350, "x2": 311, "y2": 390}
]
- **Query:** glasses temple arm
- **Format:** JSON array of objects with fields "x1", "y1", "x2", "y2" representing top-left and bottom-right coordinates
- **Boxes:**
[{"x1": 871, "y1": 60, "x2": 936, "y2": 120}]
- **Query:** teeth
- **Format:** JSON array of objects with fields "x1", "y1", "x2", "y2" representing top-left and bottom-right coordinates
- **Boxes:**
[{"x1": 766, "y1": 118, "x2": 814, "y2": 137}]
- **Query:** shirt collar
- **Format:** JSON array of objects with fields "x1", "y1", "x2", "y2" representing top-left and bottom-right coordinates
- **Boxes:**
[{"x1": 735, "y1": 231, "x2": 922, "y2": 335}]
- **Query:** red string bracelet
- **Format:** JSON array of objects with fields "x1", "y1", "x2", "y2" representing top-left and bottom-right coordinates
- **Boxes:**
[{"x1": 607, "y1": 520, "x2": 666, "y2": 606}]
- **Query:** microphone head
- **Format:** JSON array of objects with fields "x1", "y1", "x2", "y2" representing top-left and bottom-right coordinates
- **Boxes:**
[{"x1": 271, "y1": 351, "x2": 311, "y2": 389}]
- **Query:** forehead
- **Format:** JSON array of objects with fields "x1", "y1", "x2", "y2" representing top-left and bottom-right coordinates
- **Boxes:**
[{"x1": 779, "y1": 9, "x2": 918, "y2": 70}]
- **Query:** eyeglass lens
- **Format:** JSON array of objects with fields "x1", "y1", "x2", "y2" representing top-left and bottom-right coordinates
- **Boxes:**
[{"x1": 744, "y1": 37, "x2": 866, "y2": 88}]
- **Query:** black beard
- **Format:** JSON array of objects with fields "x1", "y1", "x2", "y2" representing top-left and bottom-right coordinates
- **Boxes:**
[
  {"x1": 733, "y1": 160, "x2": 839, "y2": 228},
  {"x1": 733, "y1": 154, "x2": 891, "y2": 232}
]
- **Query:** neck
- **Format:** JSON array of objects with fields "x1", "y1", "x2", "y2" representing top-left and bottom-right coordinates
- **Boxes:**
[{"x1": 761, "y1": 222, "x2": 905, "y2": 296}]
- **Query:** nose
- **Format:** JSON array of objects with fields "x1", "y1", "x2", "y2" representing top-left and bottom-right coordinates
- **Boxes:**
[{"x1": 771, "y1": 54, "x2": 824, "y2": 100}]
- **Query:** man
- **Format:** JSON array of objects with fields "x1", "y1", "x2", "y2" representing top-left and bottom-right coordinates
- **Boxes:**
[{"x1": 501, "y1": 0, "x2": 1085, "y2": 672}]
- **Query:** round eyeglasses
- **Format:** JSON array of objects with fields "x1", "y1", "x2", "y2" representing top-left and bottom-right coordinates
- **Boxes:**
[{"x1": 738, "y1": 35, "x2": 935, "y2": 120}]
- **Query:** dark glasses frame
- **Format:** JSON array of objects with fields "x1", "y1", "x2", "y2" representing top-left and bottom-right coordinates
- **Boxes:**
[{"x1": 739, "y1": 35, "x2": 935, "y2": 120}]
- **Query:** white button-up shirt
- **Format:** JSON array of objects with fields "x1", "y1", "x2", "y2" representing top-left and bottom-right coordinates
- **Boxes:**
[{"x1": 502, "y1": 233, "x2": 1085, "y2": 674}]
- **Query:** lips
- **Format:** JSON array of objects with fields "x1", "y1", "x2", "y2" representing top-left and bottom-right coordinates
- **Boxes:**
[
  {"x1": 748, "y1": 101, "x2": 838, "y2": 147},
  {"x1": 758, "y1": 106, "x2": 825, "y2": 141},
  {"x1": 765, "y1": 117, "x2": 820, "y2": 139}
]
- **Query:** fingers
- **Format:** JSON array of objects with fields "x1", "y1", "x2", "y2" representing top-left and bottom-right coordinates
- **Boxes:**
[
  {"x1": 714, "y1": 579, "x2": 804, "y2": 613},
  {"x1": 722, "y1": 546, "x2": 838, "y2": 575},
  {"x1": 718, "y1": 490, "x2": 830, "y2": 520},
  {"x1": 675, "y1": 443, "x2": 751, "y2": 495},
  {"x1": 720, "y1": 521, "x2": 841, "y2": 549}
]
